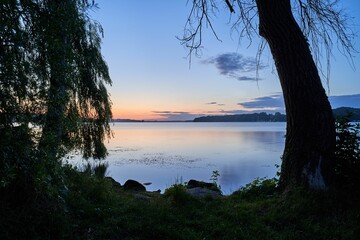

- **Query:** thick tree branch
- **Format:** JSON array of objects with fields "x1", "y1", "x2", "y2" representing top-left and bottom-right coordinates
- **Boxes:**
[{"x1": 225, "y1": 0, "x2": 235, "y2": 13}]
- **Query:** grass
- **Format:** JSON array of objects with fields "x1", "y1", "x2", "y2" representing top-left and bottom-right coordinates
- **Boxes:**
[{"x1": 1, "y1": 165, "x2": 359, "y2": 240}]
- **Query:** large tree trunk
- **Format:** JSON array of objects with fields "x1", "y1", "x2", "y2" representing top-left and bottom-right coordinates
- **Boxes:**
[
  {"x1": 39, "y1": 67, "x2": 66, "y2": 160},
  {"x1": 255, "y1": 0, "x2": 336, "y2": 190},
  {"x1": 38, "y1": 0, "x2": 69, "y2": 160}
]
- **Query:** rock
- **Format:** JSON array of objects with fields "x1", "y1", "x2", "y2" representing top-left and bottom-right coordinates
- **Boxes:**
[
  {"x1": 186, "y1": 187, "x2": 222, "y2": 198},
  {"x1": 187, "y1": 179, "x2": 219, "y2": 192},
  {"x1": 123, "y1": 179, "x2": 146, "y2": 192},
  {"x1": 186, "y1": 179, "x2": 222, "y2": 198},
  {"x1": 105, "y1": 177, "x2": 122, "y2": 191}
]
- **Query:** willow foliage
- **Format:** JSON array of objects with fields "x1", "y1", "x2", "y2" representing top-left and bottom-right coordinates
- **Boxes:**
[{"x1": 0, "y1": 0, "x2": 112, "y2": 160}]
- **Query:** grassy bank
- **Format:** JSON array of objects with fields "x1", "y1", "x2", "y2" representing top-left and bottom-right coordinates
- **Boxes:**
[{"x1": 1, "y1": 165, "x2": 359, "y2": 240}]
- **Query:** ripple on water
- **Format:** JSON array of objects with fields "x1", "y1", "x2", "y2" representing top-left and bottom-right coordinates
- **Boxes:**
[{"x1": 112, "y1": 152, "x2": 202, "y2": 168}]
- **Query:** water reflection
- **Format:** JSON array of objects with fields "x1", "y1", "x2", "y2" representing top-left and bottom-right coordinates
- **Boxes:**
[{"x1": 71, "y1": 122, "x2": 286, "y2": 194}]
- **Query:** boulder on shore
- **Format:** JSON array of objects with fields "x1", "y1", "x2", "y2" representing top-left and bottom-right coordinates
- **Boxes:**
[
  {"x1": 124, "y1": 179, "x2": 146, "y2": 192},
  {"x1": 187, "y1": 179, "x2": 220, "y2": 192},
  {"x1": 186, "y1": 179, "x2": 222, "y2": 198},
  {"x1": 105, "y1": 177, "x2": 122, "y2": 191}
]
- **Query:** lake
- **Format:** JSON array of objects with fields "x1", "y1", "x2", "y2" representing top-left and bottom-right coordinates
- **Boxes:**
[{"x1": 70, "y1": 122, "x2": 286, "y2": 194}]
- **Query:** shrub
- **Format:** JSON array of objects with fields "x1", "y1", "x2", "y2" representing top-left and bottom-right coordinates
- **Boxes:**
[
  {"x1": 93, "y1": 162, "x2": 109, "y2": 178},
  {"x1": 232, "y1": 177, "x2": 278, "y2": 199},
  {"x1": 335, "y1": 115, "x2": 360, "y2": 190},
  {"x1": 80, "y1": 162, "x2": 109, "y2": 178},
  {"x1": 164, "y1": 184, "x2": 192, "y2": 204}
]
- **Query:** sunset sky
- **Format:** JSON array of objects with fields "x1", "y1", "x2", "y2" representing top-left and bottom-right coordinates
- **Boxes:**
[{"x1": 93, "y1": 0, "x2": 360, "y2": 121}]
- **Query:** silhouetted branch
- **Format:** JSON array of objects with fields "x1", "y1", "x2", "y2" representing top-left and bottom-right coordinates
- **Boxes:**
[
  {"x1": 293, "y1": 0, "x2": 357, "y2": 91},
  {"x1": 178, "y1": 0, "x2": 223, "y2": 61},
  {"x1": 180, "y1": 0, "x2": 356, "y2": 87},
  {"x1": 225, "y1": 0, "x2": 235, "y2": 13}
]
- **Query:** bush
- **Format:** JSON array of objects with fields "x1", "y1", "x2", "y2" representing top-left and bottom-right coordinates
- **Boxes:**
[
  {"x1": 164, "y1": 184, "x2": 192, "y2": 204},
  {"x1": 232, "y1": 177, "x2": 278, "y2": 199},
  {"x1": 335, "y1": 115, "x2": 360, "y2": 190},
  {"x1": 80, "y1": 162, "x2": 109, "y2": 178}
]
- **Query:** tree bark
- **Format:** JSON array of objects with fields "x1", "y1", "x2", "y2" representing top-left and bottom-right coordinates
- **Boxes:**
[
  {"x1": 255, "y1": 0, "x2": 336, "y2": 190},
  {"x1": 38, "y1": 0, "x2": 69, "y2": 160}
]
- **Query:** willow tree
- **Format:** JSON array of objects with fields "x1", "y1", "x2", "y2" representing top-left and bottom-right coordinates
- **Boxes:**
[
  {"x1": 181, "y1": 0, "x2": 355, "y2": 190},
  {"x1": 1, "y1": 0, "x2": 111, "y2": 177},
  {"x1": 31, "y1": 0, "x2": 112, "y2": 161}
]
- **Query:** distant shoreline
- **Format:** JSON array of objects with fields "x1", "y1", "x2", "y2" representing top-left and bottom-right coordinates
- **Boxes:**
[
  {"x1": 112, "y1": 107, "x2": 360, "y2": 123},
  {"x1": 111, "y1": 119, "x2": 193, "y2": 123}
]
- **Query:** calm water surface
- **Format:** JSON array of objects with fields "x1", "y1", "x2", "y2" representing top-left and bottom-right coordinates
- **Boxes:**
[{"x1": 71, "y1": 122, "x2": 286, "y2": 194}]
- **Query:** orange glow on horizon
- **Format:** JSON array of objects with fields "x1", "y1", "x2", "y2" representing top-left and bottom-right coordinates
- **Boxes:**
[
  {"x1": 110, "y1": 104, "x2": 282, "y2": 121},
  {"x1": 111, "y1": 107, "x2": 166, "y2": 121},
  {"x1": 112, "y1": 112, "x2": 161, "y2": 121}
]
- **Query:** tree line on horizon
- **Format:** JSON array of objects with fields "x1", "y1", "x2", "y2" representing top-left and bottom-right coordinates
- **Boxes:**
[{"x1": 193, "y1": 107, "x2": 360, "y2": 122}]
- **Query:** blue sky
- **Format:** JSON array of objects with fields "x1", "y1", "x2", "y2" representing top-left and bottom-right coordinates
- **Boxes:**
[{"x1": 92, "y1": 0, "x2": 360, "y2": 121}]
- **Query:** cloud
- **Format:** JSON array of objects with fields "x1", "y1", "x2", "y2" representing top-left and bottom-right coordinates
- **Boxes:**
[
  {"x1": 152, "y1": 111, "x2": 173, "y2": 114},
  {"x1": 329, "y1": 94, "x2": 360, "y2": 108},
  {"x1": 202, "y1": 52, "x2": 266, "y2": 80},
  {"x1": 238, "y1": 94, "x2": 285, "y2": 110},
  {"x1": 206, "y1": 102, "x2": 225, "y2": 106},
  {"x1": 237, "y1": 76, "x2": 261, "y2": 81},
  {"x1": 206, "y1": 109, "x2": 250, "y2": 115},
  {"x1": 236, "y1": 93, "x2": 360, "y2": 112},
  {"x1": 152, "y1": 111, "x2": 201, "y2": 121}
]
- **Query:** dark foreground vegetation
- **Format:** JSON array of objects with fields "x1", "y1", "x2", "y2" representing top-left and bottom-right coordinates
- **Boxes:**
[
  {"x1": 0, "y1": 116, "x2": 359, "y2": 240},
  {"x1": 2, "y1": 167, "x2": 360, "y2": 240}
]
